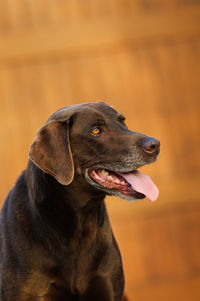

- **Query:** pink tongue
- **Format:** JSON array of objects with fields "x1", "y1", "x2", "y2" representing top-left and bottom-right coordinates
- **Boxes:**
[{"x1": 120, "y1": 171, "x2": 159, "y2": 202}]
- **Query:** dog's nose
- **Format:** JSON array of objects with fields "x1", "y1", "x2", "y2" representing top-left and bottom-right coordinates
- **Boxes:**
[{"x1": 141, "y1": 137, "x2": 160, "y2": 154}]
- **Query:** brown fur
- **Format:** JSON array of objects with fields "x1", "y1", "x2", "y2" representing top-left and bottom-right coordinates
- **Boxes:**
[{"x1": 0, "y1": 102, "x2": 159, "y2": 300}]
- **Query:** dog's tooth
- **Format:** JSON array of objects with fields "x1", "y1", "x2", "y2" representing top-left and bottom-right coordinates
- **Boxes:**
[
  {"x1": 101, "y1": 169, "x2": 108, "y2": 176},
  {"x1": 115, "y1": 178, "x2": 120, "y2": 184},
  {"x1": 121, "y1": 181, "x2": 126, "y2": 185},
  {"x1": 108, "y1": 175, "x2": 113, "y2": 181}
]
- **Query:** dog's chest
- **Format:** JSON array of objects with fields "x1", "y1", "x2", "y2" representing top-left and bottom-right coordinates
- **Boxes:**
[
  {"x1": 20, "y1": 214, "x2": 111, "y2": 298},
  {"x1": 18, "y1": 256, "x2": 91, "y2": 299}
]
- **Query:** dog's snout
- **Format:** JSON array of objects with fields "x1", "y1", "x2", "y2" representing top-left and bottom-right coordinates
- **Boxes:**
[{"x1": 141, "y1": 137, "x2": 160, "y2": 154}]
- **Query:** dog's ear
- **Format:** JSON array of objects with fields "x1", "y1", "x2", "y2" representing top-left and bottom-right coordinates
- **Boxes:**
[{"x1": 29, "y1": 120, "x2": 74, "y2": 185}]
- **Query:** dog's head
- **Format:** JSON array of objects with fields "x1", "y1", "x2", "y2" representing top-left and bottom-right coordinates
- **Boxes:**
[{"x1": 29, "y1": 102, "x2": 160, "y2": 202}]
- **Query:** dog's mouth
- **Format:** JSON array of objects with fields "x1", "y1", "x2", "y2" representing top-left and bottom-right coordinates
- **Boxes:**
[{"x1": 87, "y1": 168, "x2": 159, "y2": 202}]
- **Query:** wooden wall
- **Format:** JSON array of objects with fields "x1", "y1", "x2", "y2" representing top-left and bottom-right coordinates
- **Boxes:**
[{"x1": 0, "y1": 1, "x2": 200, "y2": 300}]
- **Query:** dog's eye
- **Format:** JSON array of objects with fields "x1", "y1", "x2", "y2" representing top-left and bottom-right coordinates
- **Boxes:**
[
  {"x1": 121, "y1": 119, "x2": 127, "y2": 127},
  {"x1": 117, "y1": 114, "x2": 127, "y2": 128},
  {"x1": 91, "y1": 127, "x2": 102, "y2": 135},
  {"x1": 120, "y1": 118, "x2": 127, "y2": 128}
]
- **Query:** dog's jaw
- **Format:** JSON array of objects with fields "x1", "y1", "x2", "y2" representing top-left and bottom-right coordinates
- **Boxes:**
[
  {"x1": 84, "y1": 167, "x2": 145, "y2": 202},
  {"x1": 84, "y1": 163, "x2": 159, "y2": 202}
]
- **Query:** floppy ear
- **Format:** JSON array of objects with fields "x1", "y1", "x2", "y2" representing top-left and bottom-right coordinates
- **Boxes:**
[{"x1": 29, "y1": 120, "x2": 74, "y2": 185}]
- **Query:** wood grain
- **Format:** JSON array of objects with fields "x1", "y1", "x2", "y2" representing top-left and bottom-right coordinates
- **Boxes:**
[
  {"x1": 0, "y1": 6, "x2": 200, "y2": 63},
  {"x1": 0, "y1": 1, "x2": 200, "y2": 300}
]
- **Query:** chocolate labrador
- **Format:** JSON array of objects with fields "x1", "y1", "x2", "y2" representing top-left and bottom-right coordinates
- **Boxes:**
[{"x1": 0, "y1": 102, "x2": 160, "y2": 300}]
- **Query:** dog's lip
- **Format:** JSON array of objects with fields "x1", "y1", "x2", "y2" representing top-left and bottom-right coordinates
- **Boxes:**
[
  {"x1": 86, "y1": 167, "x2": 146, "y2": 200},
  {"x1": 86, "y1": 167, "x2": 159, "y2": 202}
]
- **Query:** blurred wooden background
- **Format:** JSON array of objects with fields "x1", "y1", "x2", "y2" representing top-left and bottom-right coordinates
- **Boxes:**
[{"x1": 0, "y1": 0, "x2": 200, "y2": 300}]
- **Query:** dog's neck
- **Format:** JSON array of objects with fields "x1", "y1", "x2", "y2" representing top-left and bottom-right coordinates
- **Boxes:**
[
  {"x1": 25, "y1": 161, "x2": 107, "y2": 243},
  {"x1": 26, "y1": 160, "x2": 106, "y2": 207}
]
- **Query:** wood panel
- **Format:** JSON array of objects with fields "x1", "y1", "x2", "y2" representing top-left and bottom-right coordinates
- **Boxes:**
[
  {"x1": 0, "y1": 1, "x2": 200, "y2": 300},
  {"x1": 0, "y1": 6, "x2": 200, "y2": 63},
  {"x1": 0, "y1": 0, "x2": 199, "y2": 32},
  {"x1": 110, "y1": 203, "x2": 200, "y2": 301},
  {"x1": 0, "y1": 39, "x2": 199, "y2": 203}
]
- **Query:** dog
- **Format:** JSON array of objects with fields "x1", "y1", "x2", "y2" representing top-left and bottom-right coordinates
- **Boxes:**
[{"x1": 0, "y1": 102, "x2": 160, "y2": 300}]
